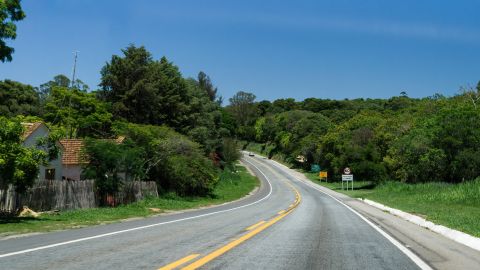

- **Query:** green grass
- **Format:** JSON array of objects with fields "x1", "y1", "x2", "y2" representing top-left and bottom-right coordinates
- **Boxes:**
[
  {"x1": 304, "y1": 171, "x2": 480, "y2": 237},
  {"x1": 303, "y1": 171, "x2": 376, "y2": 198},
  {"x1": 0, "y1": 165, "x2": 259, "y2": 236}
]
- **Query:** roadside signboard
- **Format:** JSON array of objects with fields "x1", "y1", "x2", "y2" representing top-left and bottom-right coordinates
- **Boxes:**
[
  {"x1": 319, "y1": 171, "x2": 328, "y2": 182},
  {"x1": 311, "y1": 164, "x2": 321, "y2": 173},
  {"x1": 341, "y1": 168, "x2": 353, "y2": 190}
]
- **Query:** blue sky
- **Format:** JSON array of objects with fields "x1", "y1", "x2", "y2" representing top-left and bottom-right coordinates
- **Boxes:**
[{"x1": 1, "y1": 0, "x2": 479, "y2": 102}]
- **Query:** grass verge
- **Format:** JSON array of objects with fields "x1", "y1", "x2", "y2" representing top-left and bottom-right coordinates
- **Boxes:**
[
  {"x1": 304, "y1": 171, "x2": 480, "y2": 237},
  {"x1": 0, "y1": 165, "x2": 259, "y2": 236}
]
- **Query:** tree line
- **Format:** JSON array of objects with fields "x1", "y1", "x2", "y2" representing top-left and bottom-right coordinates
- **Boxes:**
[{"x1": 225, "y1": 88, "x2": 480, "y2": 184}]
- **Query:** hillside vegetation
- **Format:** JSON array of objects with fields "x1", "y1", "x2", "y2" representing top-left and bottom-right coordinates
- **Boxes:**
[{"x1": 228, "y1": 90, "x2": 480, "y2": 185}]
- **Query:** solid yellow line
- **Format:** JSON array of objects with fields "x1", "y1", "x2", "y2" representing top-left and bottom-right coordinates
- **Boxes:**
[
  {"x1": 181, "y1": 185, "x2": 302, "y2": 270},
  {"x1": 277, "y1": 210, "x2": 286, "y2": 215},
  {"x1": 158, "y1": 254, "x2": 200, "y2": 270},
  {"x1": 181, "y1": 212, "x2": 291, "y2": 270},
  {"x1": 245, "y1": 220, "x2": 266, "y2": 231}
]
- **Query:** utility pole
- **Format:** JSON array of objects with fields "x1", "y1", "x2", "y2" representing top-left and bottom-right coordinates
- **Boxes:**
[
  {"x1": 71, "y1": 51, "x2": 79, "y2": 88},
  {"x1": 68, "y1": 51, "x2": 79, "y2": 138}
]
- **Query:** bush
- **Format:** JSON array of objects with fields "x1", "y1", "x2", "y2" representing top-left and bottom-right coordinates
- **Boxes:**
[
  {"x1": 114, "y1": 122, "x2": 219, "y2": 196},
  {"x1": 220, "y1": 138, "x2": 240, "y2": 169},
  {"x1": 83, "y1": 139, "x2": 145, "y2": 206},
  {"x1": 163, "y1": 154, "x2": 218, "y2": 196}
]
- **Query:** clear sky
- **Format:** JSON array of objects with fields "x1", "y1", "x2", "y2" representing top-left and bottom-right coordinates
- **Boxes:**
[{"x1": 1, "y1": 0, "x2": 479, "y2": 102}]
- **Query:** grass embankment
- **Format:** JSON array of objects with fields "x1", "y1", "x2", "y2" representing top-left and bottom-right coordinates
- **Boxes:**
[
  {"x1": 304, "y1": 171, "x2": 480, "y2": 237},
  {"x1": 0, "y1": 165, "x2": 259, "y2": 236}
]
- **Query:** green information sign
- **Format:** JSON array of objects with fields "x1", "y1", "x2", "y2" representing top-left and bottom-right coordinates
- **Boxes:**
[{"x1": 311, "y1": 164, "x2": 321, "y2": 173}]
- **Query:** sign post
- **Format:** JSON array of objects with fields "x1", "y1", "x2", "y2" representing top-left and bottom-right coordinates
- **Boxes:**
[
  {"x1": 319, "y1": 171, "x2": 328, "y2": 182},
  {"x1": 341, "y1": 167, "x2": 353, "y2": 190}
]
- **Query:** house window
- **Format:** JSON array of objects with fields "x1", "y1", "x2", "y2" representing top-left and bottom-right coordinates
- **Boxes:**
[{"x1": 45, "y1": 168, "x2": 55, "y2": 180}]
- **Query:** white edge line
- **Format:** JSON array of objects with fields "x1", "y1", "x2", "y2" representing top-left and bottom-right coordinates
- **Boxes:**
[
  {"x1": 0, "y1": 157, "x2": 272, "y2": 259},
  {"x1": 361, "y1": 198, "x2": 480, "y2": 252},
  {"x1": 266, "y1": 161, "x2": 433, "y2": 270}
]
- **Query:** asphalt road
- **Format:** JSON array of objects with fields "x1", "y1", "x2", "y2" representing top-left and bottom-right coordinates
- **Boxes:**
[{"x1": 0, "y1": 154, "x2": 444, "y2": 269}]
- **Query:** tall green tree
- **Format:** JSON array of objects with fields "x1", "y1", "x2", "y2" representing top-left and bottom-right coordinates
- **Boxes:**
[
  {"x1": 228, "y1": 91, "x2": 256, "y2": 126},
  {"x1": 182, "y1": 77, "x2": 225, "y2": 153},
  {"x1": 197, "y1": 71, "x2": 218, "y2": 102},
  {"x1": 99, "y1": 45, "x2": 190, "y2": 128},
  {"x1": 0, "y1": 79, "x2": 39, "y2": 116},
  {"x1": 38, "y1": 74, "x2": 89, "y2": 102},
  {"x1": 227, "y1": 91, "x2": 258, "y2": 140},
  {"x1": 0, "y1": 0, "x2": 25, "y2": 62},
  {"x1": 43, "y1": 86, "x2": 112, "y2": 138}
]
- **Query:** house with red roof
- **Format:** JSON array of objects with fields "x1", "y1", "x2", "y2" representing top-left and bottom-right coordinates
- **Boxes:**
[
  {"x1": 22, "y1": 122, "x2": 126, "y2": 181},
  {"x1": 22, "y1": 122, "x2": 63, "y2": 180},
  {"x1": 58, "y1": 139, "x2": 87, "y2": 181}
]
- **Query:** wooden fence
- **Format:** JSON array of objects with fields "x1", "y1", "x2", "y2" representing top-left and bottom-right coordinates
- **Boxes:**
[{"x1": 0, "y1": 180, "x2": 158, "y2": 213}]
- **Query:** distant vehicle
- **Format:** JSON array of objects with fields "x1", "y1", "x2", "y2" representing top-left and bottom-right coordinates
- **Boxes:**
[{"x1": 248, "y1": 152, "x2": 255, "y2": 157}]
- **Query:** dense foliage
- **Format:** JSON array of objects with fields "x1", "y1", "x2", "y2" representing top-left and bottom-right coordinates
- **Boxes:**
[
  {"x1": 110, "y1": 123, "x2": 219, "y2": 196},
  {"x1": 0, "y1": 79, "x2": 39, "y2": 116},
  {"x1": 0, "y1": 0, "x2": 25, "y2": 62},
  {"x1": 43, "y1": 86, "x2": 113, "y2": 138},
  {"x1": 231, "y1": 88, "x2": 480, "y2": 184},
  {"x1": 0, "y1": 45, "x2": 235, "y2": 199},
  {"x1": 0, "y1": 117, "x2": 57, "y2": 192}
]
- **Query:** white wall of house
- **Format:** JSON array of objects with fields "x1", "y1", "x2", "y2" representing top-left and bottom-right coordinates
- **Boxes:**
[
  {"x1": 62, "y1": 165, "x2": 82, "y2": 181},
  {"x1": 22, "y1": 124, "x2": 63, "y2": 181}
]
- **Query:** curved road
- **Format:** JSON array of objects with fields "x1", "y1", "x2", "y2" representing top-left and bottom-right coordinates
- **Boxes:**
[{"x1": 0, "y1": 154, "x2": 436, "y2": 269}]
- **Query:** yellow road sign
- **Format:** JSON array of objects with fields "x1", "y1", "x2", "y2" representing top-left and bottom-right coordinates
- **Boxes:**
[{"x1": 319, "y1": 171, "x2": 328, "y2": 178}]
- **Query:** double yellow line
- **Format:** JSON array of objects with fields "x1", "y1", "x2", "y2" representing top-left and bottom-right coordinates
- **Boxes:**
[{"x1": 158, "y1": 182, "x2": 302, "y2": 270}]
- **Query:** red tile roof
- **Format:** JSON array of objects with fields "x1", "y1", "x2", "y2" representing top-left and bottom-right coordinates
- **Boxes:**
[
  {"x1": 59, "y1": 137, "x2": 125, "y2": 165},
  {"x1": 59, "y1": 139, "x2": 87, "y2": 165}
]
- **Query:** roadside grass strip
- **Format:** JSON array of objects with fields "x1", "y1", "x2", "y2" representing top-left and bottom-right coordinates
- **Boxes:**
[
  {"x1": 0, "y1": 165, "x2": 259, "y2": 236},
  {"x1": 303, "y1": 171, "x2": 480, "y2": 238},
  {"x1": 361, "y1": 198, "x2": 480, "y2": 252}
]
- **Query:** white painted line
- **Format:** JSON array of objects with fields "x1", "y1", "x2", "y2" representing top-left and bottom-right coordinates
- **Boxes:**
[
  {"x1": 0, "y1": 158, "x2": 272, "y2": 259},
  {"x1": 361, "y1": 198, "x2": 480, "y2": 252},
  {"x1": 265, "y1": 160, "x2": 433, "y2": 270}
]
